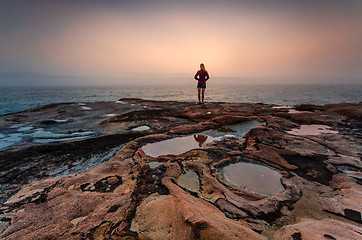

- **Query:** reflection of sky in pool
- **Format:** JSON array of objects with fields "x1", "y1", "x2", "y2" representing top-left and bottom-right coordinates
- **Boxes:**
[
  {"x1": 227, "y1": 121, "x2": 265, "y2": 137},
  {"x1": 204, "y1": 120, "x2": 265, "y2": 138},
  {"x1": 142, "y1": 134, "x2": 215, "y2": 157},
  {"x1": 220, "y1": 162, "x2": 285, "y2": 196},
  {"x1": 177, "y1": 170, "x2": 200, "y2": 192},
  {"x1": 142, "y1": 121, "x2": 264, "y2": 157},
  {"x1": 148, "y1": 162, "x2": 164, "y2": 170},
  {"x1": 287, "y1": 125, "x2": 338, "y2": 135}
]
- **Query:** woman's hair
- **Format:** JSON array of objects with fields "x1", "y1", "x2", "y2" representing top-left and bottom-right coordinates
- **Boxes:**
[{"x1": 200, "y1": 63, "x2": 207, "y2": 73}]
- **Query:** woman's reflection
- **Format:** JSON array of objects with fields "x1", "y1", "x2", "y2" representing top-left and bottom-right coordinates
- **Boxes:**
[{"x1": 193, "y1": 134, "x2": 208, "y2": 147}]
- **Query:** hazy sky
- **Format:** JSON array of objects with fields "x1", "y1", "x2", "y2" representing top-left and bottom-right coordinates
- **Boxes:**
[{"x1": 0, "y1": 0, "x2": 361, "y2": 86}]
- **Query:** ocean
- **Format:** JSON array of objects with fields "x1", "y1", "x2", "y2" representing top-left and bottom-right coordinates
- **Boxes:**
[{"x1": 0, "y1": 84, "x2": 361, "y2": 115}]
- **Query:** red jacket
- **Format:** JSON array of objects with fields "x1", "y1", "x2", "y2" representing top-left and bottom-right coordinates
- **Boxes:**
[{"x1": 194, "y1": 70, "x2": 209, "y2": 84}]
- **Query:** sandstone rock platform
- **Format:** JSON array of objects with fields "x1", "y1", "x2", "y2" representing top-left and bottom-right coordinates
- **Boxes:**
[{"x1": 0, "y1": 99, "x2": 361, "y2": 239}]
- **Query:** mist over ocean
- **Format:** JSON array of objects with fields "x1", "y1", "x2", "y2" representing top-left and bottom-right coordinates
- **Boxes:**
[{"x1": 1, "y1": 84, "x2": 361, "y2": 116}]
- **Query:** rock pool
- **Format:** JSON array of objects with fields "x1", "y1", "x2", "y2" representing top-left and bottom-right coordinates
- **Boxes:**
[
  {"x1": 177, "y1": 170, "x2": 200, "y2": 193},
  {"x1": 141, "y1": 120, "x2": 264, "y2": 157},
  {"x1": 148, "y1": 162, "x2": 164, "y2": 170},
  {"x1": 219, "y1": 162, "x2": 285, "y2": 196},
  {"x1": 131, "y1": 125, "x2": 151, "y2": 132},
  {"x1": 141, "y1": 134, "x2": 215, "y2": 157},
  {"x1": 287, "y1": 124, "x2": 338, "y2": 135},
  {"x1": 204, "y1": 120, "x2": 265, "y2": 138}
]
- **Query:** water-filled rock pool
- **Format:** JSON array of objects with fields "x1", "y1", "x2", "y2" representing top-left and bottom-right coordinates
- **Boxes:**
[{"x1": 219, "y1": 162, "x2": 285, "y2": 196}]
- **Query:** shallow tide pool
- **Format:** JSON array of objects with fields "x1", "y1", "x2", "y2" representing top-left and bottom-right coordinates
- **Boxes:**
[
  {"x1": 204, "y1": 120, "x2": 265, "y2": 139},
  {"x1": 131, "y1": 125, "x2": 151, "y2": 132},
  {"x1": 142, "y1": 120, "x2": 264, "y2": 158},
  {"x1": 287, "y1": 125, "x2": 338, "y2": 135},
  {"x1": 177, "y1": 170, "x2": 200, "y2": 193},
  {"x1": 141, "y1": 134, "x2": 215, "y2": 157},
  {"x1": 220, "y1": 162, "x2": 285, "y2": 196}
]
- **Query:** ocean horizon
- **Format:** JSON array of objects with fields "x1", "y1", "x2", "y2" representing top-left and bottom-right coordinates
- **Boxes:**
[{"x1": 1, "y1": 84, "x2": 361, "y2": 116}]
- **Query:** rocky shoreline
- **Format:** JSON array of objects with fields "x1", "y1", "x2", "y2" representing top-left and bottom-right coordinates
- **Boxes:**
[{"x1": 0, "y1": 99, "x2": 361, "y2": 239}]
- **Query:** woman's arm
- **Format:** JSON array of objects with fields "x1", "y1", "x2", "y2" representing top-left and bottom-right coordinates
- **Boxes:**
[
  {"x1": 194, "y1": 71, "x2": 199, "y2": 80},
  {"x1": 205, "y1": 72, "x2": 209, "y2": 81}
]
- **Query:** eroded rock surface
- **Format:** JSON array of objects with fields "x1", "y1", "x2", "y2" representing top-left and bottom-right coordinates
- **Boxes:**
[
  {"x1": 274, "y1": 218, "x2": 362, "y2": 240},
  {"x1": 0, "y1": 100, "x2": 361, "y2": 239}
]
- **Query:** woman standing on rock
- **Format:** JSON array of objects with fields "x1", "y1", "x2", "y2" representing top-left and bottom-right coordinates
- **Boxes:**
[{"x1": 194, "y1": 63, "x2": 209, "y2": 104}]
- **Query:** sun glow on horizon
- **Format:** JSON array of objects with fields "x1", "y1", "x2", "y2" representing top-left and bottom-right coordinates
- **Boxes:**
[{"x1": 0, "y1": 1, "x2": 361, "y2": 85}]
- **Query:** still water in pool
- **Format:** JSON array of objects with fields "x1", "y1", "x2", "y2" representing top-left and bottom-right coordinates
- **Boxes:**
[{"x1": 220, "y1": 162, "x2": 285, "y2": 196}]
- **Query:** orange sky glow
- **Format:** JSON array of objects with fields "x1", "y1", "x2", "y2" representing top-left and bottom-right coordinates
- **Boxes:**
[{"x1": 0, "y1": 1, "x2": 361, "y2": 85}]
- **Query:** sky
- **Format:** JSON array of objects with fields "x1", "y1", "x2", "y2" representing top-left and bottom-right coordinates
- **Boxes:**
[{"x1": 0, "y1": 0, "x2": 361, "y2": 86}]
